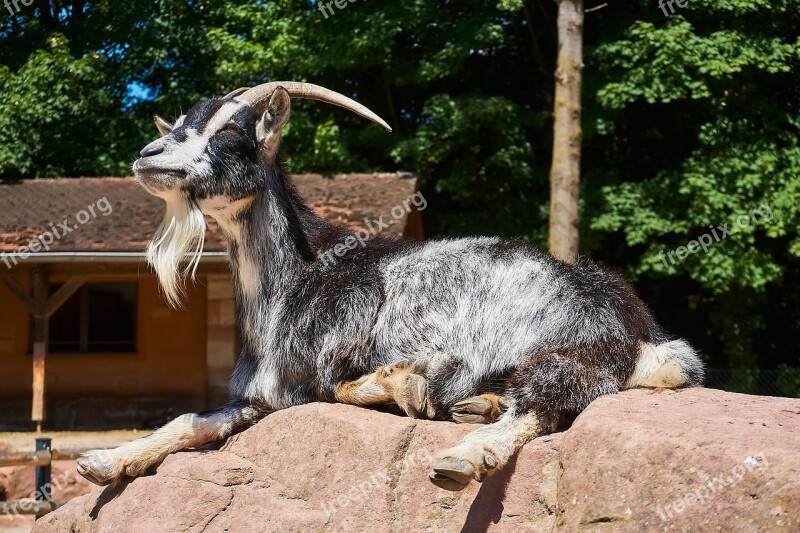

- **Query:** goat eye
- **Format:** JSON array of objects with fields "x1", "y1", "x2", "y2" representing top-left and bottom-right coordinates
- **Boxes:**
[{"x1": 223, "y1": 123, "x2": 243, "y2": 135}]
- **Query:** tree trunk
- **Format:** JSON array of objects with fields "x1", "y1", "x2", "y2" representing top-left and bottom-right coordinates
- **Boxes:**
[{"x1": 548, "y1": 0, "x2": 584, "y2": 263}]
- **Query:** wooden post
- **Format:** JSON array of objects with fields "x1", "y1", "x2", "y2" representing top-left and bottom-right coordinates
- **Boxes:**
[
  {"x1": 548, "y1": 0, "x2": 584, "y2": 264},
  {"x1": 31, "y1": 268, "x2": 49, "y2": 433},
  {"x1": 2, "y1": 271, "x2": 86, "y2": 432}
]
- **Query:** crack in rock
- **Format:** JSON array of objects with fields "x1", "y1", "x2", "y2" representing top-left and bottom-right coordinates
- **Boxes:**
[
  {"x1": 199, "y1": 489, "x2": 235, "y2": 533},
  {"x1": 389, "y1": 423, "x2": 419, "y2": 533}
]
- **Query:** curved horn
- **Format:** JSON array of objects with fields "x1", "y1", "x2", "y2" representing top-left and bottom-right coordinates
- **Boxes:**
[
  {"x1": 222, "y1": 87, "x2": 249, "y2": 100},
  {"x1": 234, "y1": 82, "x2": 392, "y2": 132}
]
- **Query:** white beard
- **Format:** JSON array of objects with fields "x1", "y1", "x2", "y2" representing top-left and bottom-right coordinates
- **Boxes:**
[{"x1": 146, "y1": 191, "x2": 207, "y2": 308}]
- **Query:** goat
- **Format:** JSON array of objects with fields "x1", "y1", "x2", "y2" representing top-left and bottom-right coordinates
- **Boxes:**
[{"x1": 77, "y1": 82, "x2": 704, "y2": 492}]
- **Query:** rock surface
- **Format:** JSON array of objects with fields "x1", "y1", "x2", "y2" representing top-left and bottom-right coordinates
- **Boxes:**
[{"x1": 32, "y1": 389, "x2": 800, "y2": 532}]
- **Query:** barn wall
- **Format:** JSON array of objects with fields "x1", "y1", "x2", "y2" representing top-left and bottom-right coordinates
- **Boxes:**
[{"x1": 0, "y1": 271, "x2": 208, "y2": 400}]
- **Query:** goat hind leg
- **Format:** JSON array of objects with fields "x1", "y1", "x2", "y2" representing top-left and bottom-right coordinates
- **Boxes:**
[
  {"x1": 452, "y1": 393, "x2": 507, "y2": 424},
  {"x1": 77, "y1": 401, "x2": 270, "y2": 487},
  {"x1": 429, "y1": 407, "x2": 550, "y2": 491},
  {"x1": 431, "y1": 348, "x2": 619, "y2": 490}
]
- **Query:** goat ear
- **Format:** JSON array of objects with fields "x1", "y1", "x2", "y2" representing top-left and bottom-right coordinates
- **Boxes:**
[
  {"x1": 256, "y1": 87, "x2": 292, "y2": 160},
  {"x1": 154, "y1": 115, "x2": 173, "y2": 137}
]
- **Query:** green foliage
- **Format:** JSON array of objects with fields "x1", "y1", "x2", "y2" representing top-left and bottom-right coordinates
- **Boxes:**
[
  {"x1": 391, "y1": 94, "x2": 539, "y2": 236},
  {"x1": 0, "y1": 34, "x2": 127, "y2": 177},
  {"x1": 585, "y1": 1, "x2": 800, "y2": 369},
  {"x1": 0, "y1": 0, "x2": 796, "y2": 379},
  {"x1": 776, "y1": 365, "x2": 800, "y2": 397}
]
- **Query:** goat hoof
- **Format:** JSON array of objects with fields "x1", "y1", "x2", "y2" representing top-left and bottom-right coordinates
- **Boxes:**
[
  {"x1": 451, "y1": 413, "x2": 489, "y2": 424},
  {"x1": 430, "y1": 456, "x2": 476, "y2": 490},
  {"x1": 429, "y1": 471, "x2": 470, "y2": 491},
  {"x1": 77, "y1": 451, "x2": 120, "y2": 486},
  {"x1": 454, "y1": 397, "x2": 493, "y2": 413},
  {"x1": 403, "y1": 374, "x2": 431, "y2": 419},
  {"x1": 452, "y1": 395, "x2": 505, "y2": 424},
  {"x1": 378, "y1": 361, "x2": 435, "y2": 419}
]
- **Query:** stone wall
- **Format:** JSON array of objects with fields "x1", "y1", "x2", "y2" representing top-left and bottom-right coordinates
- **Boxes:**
[{"x1": 205, "y1": 275, "x2": 237, "y2": 407}]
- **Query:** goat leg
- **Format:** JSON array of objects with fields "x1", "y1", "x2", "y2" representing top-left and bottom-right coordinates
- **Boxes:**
[
  {"x1": 333, "y1": 361, "x2": 435, "y2": 419},
  {"x1": 452, "y1": 393, "x2": 508, "y2": 424},
  {"x1": 77, "y1": 401, "x2": 270, "y2": 487}
]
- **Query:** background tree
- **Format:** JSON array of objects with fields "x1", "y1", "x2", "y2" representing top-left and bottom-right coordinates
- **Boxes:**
[
  {"x1": 548, "y1": 0, "x2": 584, "y2": 263},
  {"x1": 584, "y1": 1, "x2": 800, "y2": 393}
]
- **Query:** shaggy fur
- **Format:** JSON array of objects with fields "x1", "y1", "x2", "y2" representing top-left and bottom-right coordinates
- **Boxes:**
[{"x1": 77, "y1": 89, "x2": 704, "y2": 491}]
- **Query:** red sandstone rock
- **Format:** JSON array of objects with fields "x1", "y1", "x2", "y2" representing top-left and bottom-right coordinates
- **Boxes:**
[
  {"x1": 32, "y1": 389, "x2": 800, "y2": 532},
  {"x1": 556, "y1": 389, "x2": 799, "y2": 532}
]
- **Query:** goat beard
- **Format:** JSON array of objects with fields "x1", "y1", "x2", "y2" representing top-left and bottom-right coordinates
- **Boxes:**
[{"x1": 146, "y1": 193, "x2": 207, "y2": 308}]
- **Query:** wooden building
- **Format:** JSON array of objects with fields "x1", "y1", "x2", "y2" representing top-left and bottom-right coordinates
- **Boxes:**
[{"x1": 0, "y1": 174, "x2": 423, "y2": 430}]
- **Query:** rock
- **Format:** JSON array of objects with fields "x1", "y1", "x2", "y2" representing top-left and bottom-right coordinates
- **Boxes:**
[
  {"x1": 556, "y1": 389, "x2": 799, "y2": 532},
  {"x1": 33, "y1": 389, "x2": 799, "y2": 532}
]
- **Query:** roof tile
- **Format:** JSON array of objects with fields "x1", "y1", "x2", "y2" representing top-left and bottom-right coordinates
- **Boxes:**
[{"x1": 0, "y1": 174, "x2": 419, "y2": 253}]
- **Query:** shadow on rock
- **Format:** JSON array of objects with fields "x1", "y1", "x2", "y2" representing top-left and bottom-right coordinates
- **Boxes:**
[{"x1": 460, "y1": 454, "x2": 518, "y2": 533}]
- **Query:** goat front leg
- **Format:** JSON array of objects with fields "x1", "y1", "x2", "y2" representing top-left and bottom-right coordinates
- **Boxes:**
[
  {"x1": 334, "y1": 361, "x2": 436, "y2": 419},
  {"x1": 77, "y1": 401, "x2": 270, "y2": 487}
]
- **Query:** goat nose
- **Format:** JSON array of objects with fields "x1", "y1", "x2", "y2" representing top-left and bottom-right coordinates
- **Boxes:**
[{"x1": 140, "y1": 144, "x2": 165, "y2": 158}]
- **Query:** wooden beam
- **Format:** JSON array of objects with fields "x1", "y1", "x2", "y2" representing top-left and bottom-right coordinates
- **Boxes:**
[
  {"x1": 31, "y1": 268, "x2": 48, "y2": 431},
  {"x1": 1, "y1": 276, "x2": 36, "y2": 313},
  {"x1": 44, "y1": 276, "x2": 86, "y2": 318},
  {"x1": 0, "y1": 447, "x2": 101, "y2": 467},
  {"x1": 0, "y1": 449, "x2": 51, "y2": 468}
]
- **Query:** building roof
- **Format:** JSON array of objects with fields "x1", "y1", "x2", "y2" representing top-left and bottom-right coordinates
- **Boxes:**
[{"x1": 0, "y1": 174, "x2": 420, "y2": 257}]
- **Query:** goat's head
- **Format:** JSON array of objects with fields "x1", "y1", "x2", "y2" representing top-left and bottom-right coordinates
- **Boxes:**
[{"x1": 133, "y1": 82, "x2": 391, "y2": 306}]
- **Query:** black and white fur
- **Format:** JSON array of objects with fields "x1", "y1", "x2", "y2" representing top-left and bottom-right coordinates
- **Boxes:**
[{"x1": 77, "y1": 88, "x2": 704, "y2": 492}]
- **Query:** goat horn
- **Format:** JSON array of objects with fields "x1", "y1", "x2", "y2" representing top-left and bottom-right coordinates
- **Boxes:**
[
  {"x1": 222, "y1": 87, "x2": 249, "y2": 99},
  {"x1": 230, "y1": 82, "x2": 393, "y2": 133}
]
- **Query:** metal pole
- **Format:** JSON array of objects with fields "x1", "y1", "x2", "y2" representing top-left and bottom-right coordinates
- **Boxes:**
[{"x1": 35, "y1": 437, "x2": 52, "y2": 504}]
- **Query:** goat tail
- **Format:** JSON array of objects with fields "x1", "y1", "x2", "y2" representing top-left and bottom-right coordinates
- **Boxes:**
[{"x1": 625, "y1": 338, "x2": 705, "y2": 390}]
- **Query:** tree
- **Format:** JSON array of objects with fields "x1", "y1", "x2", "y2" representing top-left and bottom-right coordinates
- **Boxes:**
[
  {"x1": 585, "y1": 1, "x2": 800, "y2": 388},
  {"x1": 548, "y1": 0, "x2": 584, "y2": 263},
  {"x1": 0, "y1": 34, "x2": 119, "y2": 178}
]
